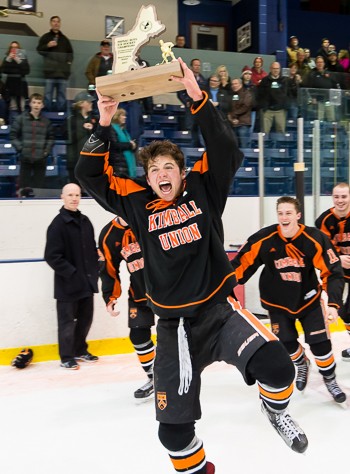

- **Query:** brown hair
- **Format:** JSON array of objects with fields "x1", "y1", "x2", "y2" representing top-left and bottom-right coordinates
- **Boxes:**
[
  {"x1": 332, "y1": 182, "x2": 350, "y2": 193},
  {"x1": 138, "y1": 140, "x2": 185, "y2": 174},
  {"x1": 112, "y1": 108, "x2": 127, "y2": 125},
  {"x1": 29, "y1": 93, "x2": 44, "y2": 103},
  {"x1": 276, "y1": 196, "x2": 301, "y2": 213}
]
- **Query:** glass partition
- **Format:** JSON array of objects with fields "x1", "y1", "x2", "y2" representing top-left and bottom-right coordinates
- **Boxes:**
[{"x1": 0, "y1": 46, "x2": 350, "y2": 201}]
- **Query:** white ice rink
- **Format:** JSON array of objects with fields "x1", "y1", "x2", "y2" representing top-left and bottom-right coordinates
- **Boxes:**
[{"x1": 1, "y1": 331, "x2": 350, "y2": 474}]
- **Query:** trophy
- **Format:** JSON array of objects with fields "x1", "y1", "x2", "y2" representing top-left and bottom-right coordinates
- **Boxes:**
[{"x1": 96, "y1": 4, "x2": 185, "y2": 101}]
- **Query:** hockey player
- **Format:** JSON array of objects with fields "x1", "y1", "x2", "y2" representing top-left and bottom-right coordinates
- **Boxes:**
[
  {"x1": 232, "y1": 196, "x2": 346, "y2": 404},
  {"x1": 316, "y1": 182, "x2": 350, "y2": 361},
  {"x1": 76, "y1": 58, "x2": 308, "y2": 474},
  {"x1": 98, "y1": 216, "x2": 155, "y2": 399}
]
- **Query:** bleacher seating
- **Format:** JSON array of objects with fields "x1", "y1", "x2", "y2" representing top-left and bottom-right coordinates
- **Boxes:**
[
  {"x1": 182, "y1": 147, "x2": 205, "y2": 168},
  {"x1": 0, "y1": 125, "x2": 10, "y2": 142},
  {"x1": 139, "y1": 129, "x2": 164, "y2": 146},
  {"x1": 0, "y1": 143, "x2": 17, "y2": 165},
  {"x1": 264, "y1": 167, "x2": 290, "y2": 196},
  {"x1": 265, "y1": 148, "x2": 293, "y2": 167},
  {"x1": 231, "y1": 167, "x2": 258, "y2": 196},
  {"x1": 165, "y1": 130, "x2": 192, "y2": 145}
]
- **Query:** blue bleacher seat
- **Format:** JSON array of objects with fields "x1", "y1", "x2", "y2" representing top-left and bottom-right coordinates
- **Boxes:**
[
  {"x1": 182, "y1": 147, "x2": 205, "y2": 168},
  {"x1": 167, "y1": 104, "x2": 185, "y2": 115},
  {"x1": 0, "y1": 178, "x2": 16, "y2": 198},
  {"x1": 139, "y1": 129, "x2": 164, "y2": 146},
  {"x1": 265, "y1": 148, "x2": 292, "y2": 167},
  {"x1": 165, "y1": 130, "x2": 192, "y2": 145},
  {"x1": 241, "y1": 148, "x2": 260, "y2": 167},
  {"x1": 269, "y1": 132, "x2": 296, "y2": 148},
  {"x1": 285, "y1": 167, "x2": 312, "y2": 196},
  {"x1": 0, "y1": 164, "x2": 19, "y2": 176},
  {"x1": 231, "y1": 167, "x2": 258, "y2": 196},
  {"x1": 264, "y1": 167, "x2": 290, "y2": 196},
  {"x1": 0, "y1": 125, "x2": 10, "y2": 142},
  {"x1": 150, "y1": 115, "x2": 179, "y2": 130},
  {"x1": 320, "y1": 166, "x2": 347, "y2": 195}
]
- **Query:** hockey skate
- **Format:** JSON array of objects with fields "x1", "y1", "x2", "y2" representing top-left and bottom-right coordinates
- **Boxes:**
[
  {"x1": 261, "y1": 402, "x2": 308, "y2": 453},
  {"x1": 341, "y1": 348, "x2": 350, "y2": 361},
  {"x1": 206, "y1": 461, "x2": 215, "y2": 473},
  {"x1": 134, "y1": 379, "x2": 154, "y2": 400},
  {"x1": 323, "y1": 376, "x2": 347, "y2": 405},
  {"x1": 295, "y1": 356, "x2": 310, "y2": 392}
]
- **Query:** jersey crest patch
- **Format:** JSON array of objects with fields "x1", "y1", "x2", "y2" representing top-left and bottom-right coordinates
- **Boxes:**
[
  {"x1": 271, "y1": 323, "x2": 279, "y2": 335},
  {"x1": 157, "y1": 391, "x2": 167, "y2": 410}
]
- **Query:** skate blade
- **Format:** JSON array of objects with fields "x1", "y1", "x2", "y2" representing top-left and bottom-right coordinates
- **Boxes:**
[{"x1": 134, "y1": 392, "x2": 155, "y2": 404}]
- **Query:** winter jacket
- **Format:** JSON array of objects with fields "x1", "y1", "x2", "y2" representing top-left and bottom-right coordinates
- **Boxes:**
[
  {"x1": 10, "y1": 111, "x2": 55, "y2": 163},
  {"x1": 36, "y1": 30, "x2": 73, "y2": 79}
]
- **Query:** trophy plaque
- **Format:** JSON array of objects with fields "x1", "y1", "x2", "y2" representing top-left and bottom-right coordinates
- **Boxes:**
[{"x1": 96, "y1": 4, "x2": 185, "y2": 101}]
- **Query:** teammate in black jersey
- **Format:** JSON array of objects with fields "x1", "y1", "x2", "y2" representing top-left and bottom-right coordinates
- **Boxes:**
[
  {"x1": 76, "y1": 58, "x2": 308, "y2": 473},
  {"x1": 316, "y1": 182, "x2": 350, "y2": 361},
  {"x1": 232, "y1": 196, "x2": 346, "y2": 404},
  {"x1": 98, "y1": 216, "x2": 155, "y2": 399}
]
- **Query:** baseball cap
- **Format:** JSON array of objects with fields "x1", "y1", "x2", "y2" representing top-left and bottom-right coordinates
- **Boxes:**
[
  {"x1": 328, "y1": 50, "x2": 337, "y2": 56},
  {"x1": 74, "y1": 91, "x2": 95, "y2": 103},
  {"x1": 100, "y1": 40, "x2": 111, "y2": 46}
]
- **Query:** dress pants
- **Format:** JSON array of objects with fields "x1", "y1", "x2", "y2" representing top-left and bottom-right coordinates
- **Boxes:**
[{"x1": 57, "y1": 296, "x2": 94, "y2": 362}]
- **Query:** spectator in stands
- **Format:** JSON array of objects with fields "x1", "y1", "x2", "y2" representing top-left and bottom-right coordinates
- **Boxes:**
[
  {"x1": 256, "y1": 61, "x2": 289, "y2": 134},
  {"x1": 286, "y1": 36, "x2": 300, "y2": 65},
  {"x1": 338, "y1": 49, "x2": 350, "y2": 72},
  {"x1": 316, "y1": 38, "x2": 330, "y2": 62},
  {"x1": 215, "y1": 64, "x2": 231, "y2": 92},
  {"x1": 227, "y1": 77, "x2": 254, "y2": 148},
  {"x1": 173, "y1": 35, "x2": 188, "y2": 48},
  {"x1": 327, "y1": 50, "x2": 345, "y2": 72},
  {"x1": 251, "y1": 56, "x2": 268, "y2": 86},
  {"x1": 304, "y1": 56, "x2": 340, "y2": 121},
  {"x1": 295, "y1": 49, "x2": 310, "y2": 82},
  {"x1": 241, "y1": 66, "x2": 257, "y2": 132},
  {"x1": 177, "y1": 58, "x2": 206, "y2": 147},
  {"x1": 287, "y1": 63, "x2": 302, "y2": 120},
  {"x1": 85, "y1": 40, "x2": 113, "y2": 89},
  {"x1": 109, "y1": 108, "x2": 137, "y2": 177},
  {"x1": 10, "y1": 93, "x2": 55, "y2": 195},
  {"x1": 206, "y1": 73, "x2": 230, "y2": 114},
  {"x1": 1, "y1": 40, "x2": 30, "y2": 116},
  {"x1": 303, "y1": 48, "x2": 315, "y2": 69},
  {"x1": 66, "y1": 92, "x2": 98, "y2": 185},
  {"x1": 37, "y1": 15, "x2": 73, "y2": 112},
  {"x1": 0, "y1": 74, "x2": 9, "y2": 124}
]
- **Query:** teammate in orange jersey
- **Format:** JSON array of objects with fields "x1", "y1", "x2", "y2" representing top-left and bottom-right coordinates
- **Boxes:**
[
  {"x1": 316, "y1": 182, "x2": 350, "y2": 361},
  {"x1": 98, "y1": 216, "x2": 155, "y2": 400},
  {"x1": 232, "y1": 196, "x2": 346, "y2": 404},
  {"x1": 76, "y1": 59, "x2": 308, "y2": 473}
]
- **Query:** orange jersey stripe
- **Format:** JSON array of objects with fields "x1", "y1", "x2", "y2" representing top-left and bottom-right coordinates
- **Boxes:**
[
  {"x1": 260, "y1": 287, "x2": 321, "y2": 315},
  {"x1": 146, "y1": 271, "x2": 236, "y2": 310},
  {"x1": 290, "y1": 344, "x2": 303, "y2": 361}
]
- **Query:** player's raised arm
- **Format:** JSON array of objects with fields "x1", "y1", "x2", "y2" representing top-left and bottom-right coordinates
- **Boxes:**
[
  {"x1": 95, "y1": 89, "x2": 119, "y2": 127},
  {"x1": 172, "y1": 57, "x2": 204, "y2": 102}
]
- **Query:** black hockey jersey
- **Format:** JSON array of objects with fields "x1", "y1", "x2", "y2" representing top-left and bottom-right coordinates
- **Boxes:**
[
  {"x1": 231, "y1": 223, "x2": 344, "y2": 315},
  {"x1": 76, "y1": 95, "x2": 243, "y2": 318},
  {"x1": 316, "y1": 207, "x2": 350, "y2": 280},
  {"x1": 98, "y1": 218, "x2": 147, "y2": 306}
]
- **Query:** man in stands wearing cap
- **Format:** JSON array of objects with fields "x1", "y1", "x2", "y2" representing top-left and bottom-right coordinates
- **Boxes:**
[
  {"x1": 66, "y1": 91, "x2": 98, "y2": 185},
  {"x1": 85, "y1": 40, "x2": 113, "y2": 91},
  {"x1": 251, "y1": 57, "x2": 267, "y2": 86},
  {"x1": 286, "y1": 36, "x2": 300, "y2": 65}
]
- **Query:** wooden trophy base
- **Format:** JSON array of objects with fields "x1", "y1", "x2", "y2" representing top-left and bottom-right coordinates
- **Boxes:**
[{"x1": 95, "y1": 61, "x2": 185, "y2": 101}]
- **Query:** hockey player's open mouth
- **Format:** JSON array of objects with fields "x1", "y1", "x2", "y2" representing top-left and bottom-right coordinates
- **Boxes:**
[{"x1": 159, "y1": 181, "x2": 172, "y2": 194}]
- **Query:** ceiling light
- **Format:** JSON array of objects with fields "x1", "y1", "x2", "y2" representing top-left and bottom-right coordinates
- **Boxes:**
[{"x1": 183, "y1": 0, "x2": 201, "y2": 6}]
